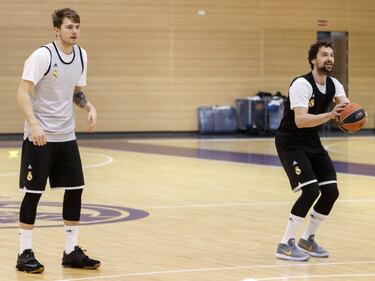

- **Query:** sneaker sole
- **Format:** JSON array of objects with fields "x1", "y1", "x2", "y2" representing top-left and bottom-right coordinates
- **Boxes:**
[
  {"x1": 297, "y1": 246, "x2": 329, "y2": 258},
  {"x1": 276, "y1": 253, "x2": 310, "y2": 261},
  {"x1": 62, "y1": 263, "x2": 100, "y2": 269},
  {"x1": 16, "y1": 266, "x2": 45, "y2": 273}
]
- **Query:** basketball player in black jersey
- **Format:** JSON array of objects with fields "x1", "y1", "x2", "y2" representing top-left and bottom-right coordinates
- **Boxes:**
[{"x1": 275, "y1": 41, "x2": 350, "y2": 261}]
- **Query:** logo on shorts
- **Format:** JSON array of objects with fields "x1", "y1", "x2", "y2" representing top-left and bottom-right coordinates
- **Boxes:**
[
  {"x1": 27, "y1": 171, "x2": 33, "y2": 181},
  {"x1": 293, "y1": 160, "x2": 301, "y2": 175},
  {"x1": 0, "y1": 201, "x2": 149, "y2": 229},
  {"x1": 52, "y1": 70, "x2": 58, "y2": 78},
  {"x1": 295, "y1": 166, "x2": 301, "y2": 175}
]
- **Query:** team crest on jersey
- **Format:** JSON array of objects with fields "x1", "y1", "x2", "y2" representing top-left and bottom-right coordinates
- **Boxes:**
[
  {"x1": 52, "y1": 69, "x2": 58, "y2": 78},
  {"x1": 309, "y1": 93, "x2": 315, "y2": 107}
]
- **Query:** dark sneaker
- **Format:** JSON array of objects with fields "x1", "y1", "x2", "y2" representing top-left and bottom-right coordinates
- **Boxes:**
[
  {"x1": 62, "y1": 246, "x2": 100, "y2": 269},
  {"x1": 16, "y1": 249, "x2": 45, "y2": 273},
  {"x1": 276, "y1": 238, "x2": 310, "y2": 261},
  {"x1": 298, "y1": 234, "x2": 329, "y2": 258}
]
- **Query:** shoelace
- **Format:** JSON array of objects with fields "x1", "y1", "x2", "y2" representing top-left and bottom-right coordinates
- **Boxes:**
[
  {"x1": 76, "y1": 247, "x2": 90, "y2": 260},
  {"x1": 75, "y1": 247, "x2": 86, "y2": 254},
  {"x1": 309, "y1": 239, "x2": 323, "y2": 250},
  {"x1": 24, "y1": 252, "x2": 36, "y2": 260}
]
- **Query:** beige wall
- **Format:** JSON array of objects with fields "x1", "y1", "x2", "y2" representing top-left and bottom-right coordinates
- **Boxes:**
[{"x1": 1, "y1": 0, "x2": 374, "y2": 133}]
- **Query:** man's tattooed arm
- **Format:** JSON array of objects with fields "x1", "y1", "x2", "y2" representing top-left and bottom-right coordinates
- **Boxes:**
[{"x1": 73, "y1": 91, "x2": 88, "y2": 109}]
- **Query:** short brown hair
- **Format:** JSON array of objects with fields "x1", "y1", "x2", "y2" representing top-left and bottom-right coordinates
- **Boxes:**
[{"x1": 52, "y1": 8, "x2": 80, "y2": 28}]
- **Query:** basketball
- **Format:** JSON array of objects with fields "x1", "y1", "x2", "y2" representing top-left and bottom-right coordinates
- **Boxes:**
[{"x1": 336, "y1": 103, "x2": 367, "y2": 133}]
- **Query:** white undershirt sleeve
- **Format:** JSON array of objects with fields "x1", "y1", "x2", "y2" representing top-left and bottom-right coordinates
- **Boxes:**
[
  {"x1": 76, "y1": 49, "x2": 87, "y2": 86},
  {"x1": 331, "y1": 77, "x2": 346, "y2": 98},
  {"x1": 288, "y1": 78, "x2": 313, "y2": 109},
  {"x1": 21, "y1": 47, "x2": 51, "y2": 85}
]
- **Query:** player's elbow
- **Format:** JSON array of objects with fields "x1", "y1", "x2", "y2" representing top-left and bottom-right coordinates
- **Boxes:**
[
  {"x1": 294, "y1": 118, "x2": 305, "y2": 128},
  {"x1": 295, "y1": 122, "x2": 304, "y2": 129}
]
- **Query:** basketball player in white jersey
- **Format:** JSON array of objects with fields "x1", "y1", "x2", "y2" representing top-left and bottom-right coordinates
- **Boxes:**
[{"x1": 16, "y1": 8, "x2": 100, "y2": 273}]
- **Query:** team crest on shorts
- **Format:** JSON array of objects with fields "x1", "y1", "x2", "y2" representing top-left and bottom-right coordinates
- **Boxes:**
[
  {"x1": 295, "y1": 166, "x2": 301, "y2": 175},
  {"x1": 292, "y1": 160, "x2": 301, "y2": 175},
  {"x1": 52, "y1": 70, "x2": 58, "y2": 78},
  {"x1": 27, "y1": 171, "x2": 32, "y2": 181}
]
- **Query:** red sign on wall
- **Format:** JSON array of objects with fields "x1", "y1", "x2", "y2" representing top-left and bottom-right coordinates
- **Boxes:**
[{"x1": 317, "y1": 19, "x2": 328, "y2": 26}]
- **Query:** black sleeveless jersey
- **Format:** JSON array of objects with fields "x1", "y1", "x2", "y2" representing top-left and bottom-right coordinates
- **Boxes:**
[{"x1": 277, "y1": 72, "x2": 336, "y2": 139}]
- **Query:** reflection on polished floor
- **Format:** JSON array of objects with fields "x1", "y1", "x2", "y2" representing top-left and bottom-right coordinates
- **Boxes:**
[{"x1": 1, "y1": 135, "x2": 375, "y2": 281}]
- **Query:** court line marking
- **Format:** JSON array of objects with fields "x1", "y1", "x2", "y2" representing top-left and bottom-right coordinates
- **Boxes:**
[
  {"x1": 83, "y1": 152, "x2": 114, "y2": 168},
  {"x1": 140, "y1": 198, "x2": 375, "y2": 210},
  {"x1": 128, "y1": 138, "x2": 275, "y2": 143},
  {"x1": 125, "y1": 138, "x2": 375, "y2": 176},
  {"x1": 0, "y1": 152, "x2": 113, "y2": 177},
  {"x1": 256, "y1": 273, "x2": 375, "y2": 280},
  {"x1": 325, "y1": 143, "x2": 374, "y2": 158},
  {"x1": 53, "y1": 260, "x2": 375, "y2": 281},
  {"x1": 127, "y1": 136, "x2": 375, "y2": 143}
]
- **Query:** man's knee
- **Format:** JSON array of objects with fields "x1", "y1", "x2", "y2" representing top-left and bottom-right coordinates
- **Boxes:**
[
  {"x1": 291, "y1": 182, "x2": 320, "y2": 217},
  {"x1": 314, "y1": 183, "x2": 339, "y2": 215},
  {"x1": 62, "y1": 189, "x2": 83, "y2": 221},
  {"x1": 321, "y1": 183, "x2": 339, "y2": 204},
  {"x1": 302, "y1": 184, "x2": 320, "y2": 202},
  {"x1": 19, "y1": 192, "x2": 42, "y2": 225}
]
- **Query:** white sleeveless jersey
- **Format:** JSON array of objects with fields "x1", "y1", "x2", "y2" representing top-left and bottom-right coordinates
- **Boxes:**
[{"x1": 24, "y1": 42, "x2": 84, "y2": 142}]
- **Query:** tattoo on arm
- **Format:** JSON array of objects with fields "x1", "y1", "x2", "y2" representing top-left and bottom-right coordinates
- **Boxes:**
[{"x1": 73, "y1": 91, "x2": 87, "y2": 108}]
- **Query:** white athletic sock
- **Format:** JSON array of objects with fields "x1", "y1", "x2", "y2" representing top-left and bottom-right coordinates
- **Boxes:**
[
  {"x1": 281, "y1": 214, "x2": 304, "y2": 244},
  {"x1": 19, "y1": 228, "x2": 33, "y2": 254},
  {"x1": 301, "y1": 209, "x2": 326, "y2": 240},
  {"x1": 64, "y1": 225, "x2": 79, "y2": 254}
]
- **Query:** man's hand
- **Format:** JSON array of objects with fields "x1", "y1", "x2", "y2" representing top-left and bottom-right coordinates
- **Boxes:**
[
  {"x1": 329, "y1": 102, "x2": 348, "y2": 119},
  {"x1": 30, "y1": 123, "x2": 47, "y2": 146},
  {"x1": 17, "y1": 80, "x2": 47, "y2": 146},
  {"x1": 73, "y1": 88, "x2": 97, "y2": 132},
  {"x1": 86, "y1": 103, "x2": 97, "y2": 132}
]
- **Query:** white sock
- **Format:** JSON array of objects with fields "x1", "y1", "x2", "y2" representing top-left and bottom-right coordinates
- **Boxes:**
[
  {"x1": 19, "y1": 228, "x2": 33, "y2": 254},
  {"x1": 281, "y1": 214, "x2": 304, "y2": 244},
  {"x1": 301, "y1": 209, "x2": 326, "y2": 240},
  {"x1": 64, "y1": 225, "x2": 79, "y2": 254}
]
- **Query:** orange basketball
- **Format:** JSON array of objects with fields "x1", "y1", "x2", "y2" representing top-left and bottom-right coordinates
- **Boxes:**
[{"x1": 336, "y1": 103, "x2": 367, "y2": 133}]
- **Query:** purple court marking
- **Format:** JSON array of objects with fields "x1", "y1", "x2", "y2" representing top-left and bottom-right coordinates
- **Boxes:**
[
  {"x1": 81, "y1": 141, "x2": 375, "y2": 177},
  {"x1": 2, "y1": 138, "x2": 374, "y2": 176},
  {"x1": 0, "y1": 201, "x2": 149, "y2": 229}
]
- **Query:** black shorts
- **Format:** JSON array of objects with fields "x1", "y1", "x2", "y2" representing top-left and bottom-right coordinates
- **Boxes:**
[
  {"x1": 275, "y1": 135, "x2": 337, "y2": 192},
  {"x1": 19, "y1": 140, "x2": 85, "y2": 193}
]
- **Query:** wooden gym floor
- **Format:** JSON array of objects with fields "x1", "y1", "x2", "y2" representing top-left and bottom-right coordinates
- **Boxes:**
[{"x1": 0, "y1": 134, "x2": 375, "y2": 281}]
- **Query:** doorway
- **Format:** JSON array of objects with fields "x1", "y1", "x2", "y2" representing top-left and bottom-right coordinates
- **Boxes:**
[
  {"x1": 317, "y1": 31, "x2": 349, "y2": 95},
  {"x1": 318, "y1": 32, "x2": 348, "y2": 131}
]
